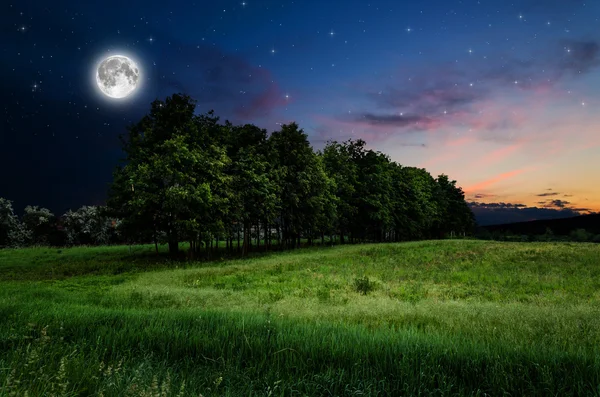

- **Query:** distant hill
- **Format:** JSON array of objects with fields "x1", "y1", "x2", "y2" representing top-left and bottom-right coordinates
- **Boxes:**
[{"x1": 480, "y1": 213, "x2": 600, "y2": 235}]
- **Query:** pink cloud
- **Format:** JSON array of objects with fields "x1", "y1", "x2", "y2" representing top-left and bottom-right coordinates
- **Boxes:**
[{"x1": 463, "y1": 168, "x2": 528, "y2": 193}]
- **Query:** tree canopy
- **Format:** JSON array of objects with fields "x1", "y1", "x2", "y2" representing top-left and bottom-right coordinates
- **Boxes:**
[{"x1": 105, "y1": 93, "x2": 475, "y2": 256}]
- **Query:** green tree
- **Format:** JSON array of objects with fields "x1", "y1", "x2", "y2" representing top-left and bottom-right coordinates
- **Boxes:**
[
  {"x1": 62, "y1": 206, "x2": 115, "y2": 246},
  {"x1": 269, "y1": 123, "x2": 330, "y2": 248},
  {"x1": 0, "y1": 198, "x2": 30, "y2": 248},
  {"x1": 226, "y1": 124, "x2": 278, "y2": 255},
  {"x1": 22, "y1": 205, "x2": 57, "y2": 246},
  {"x1": 397, "y1": 167, "x2": 439, "y2": 239},
  {"x1": 107, "y1": 94, "x2": 230, "y2": 257},
  {"x1": 353, "y1": 149, "x2": 394, "y2": 242},
  {"x1": 322, "y1": 141, "x2": 358, "y2": 244},
  {"x1": 434, "y1": 174, "x2": 476, "y2": 237}
]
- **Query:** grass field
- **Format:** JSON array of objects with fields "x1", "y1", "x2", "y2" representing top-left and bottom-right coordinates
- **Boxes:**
[{"x1": 1, "y1": 240, "x2": 599, "y2": 396}]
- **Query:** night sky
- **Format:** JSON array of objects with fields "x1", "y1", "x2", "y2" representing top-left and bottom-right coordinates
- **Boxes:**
[{"x1": 2, "y1": 0, "x2": 599, "y2": 225}]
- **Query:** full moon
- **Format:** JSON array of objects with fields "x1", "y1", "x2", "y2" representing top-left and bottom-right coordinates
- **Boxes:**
[{"x1": 96, "y1": 55, "x2": 140, "y2": 99}]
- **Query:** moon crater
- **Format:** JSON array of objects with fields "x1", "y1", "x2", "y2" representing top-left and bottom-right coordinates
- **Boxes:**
[{"x1": 96, "y1": 55, "x2": 140, "y2": 99}]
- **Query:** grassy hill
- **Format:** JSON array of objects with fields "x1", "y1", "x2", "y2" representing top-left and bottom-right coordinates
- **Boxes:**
[{"x1": 1, "y1": 240, "x2": 599, "y2": 396}]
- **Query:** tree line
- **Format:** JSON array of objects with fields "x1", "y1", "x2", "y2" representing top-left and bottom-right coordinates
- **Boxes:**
[
  {"x1": 0, "y1": 93, "x2": 475, "y2": 255},
  {"x1": 0, "y1": 201, "x2": 120, "y2": 248}
]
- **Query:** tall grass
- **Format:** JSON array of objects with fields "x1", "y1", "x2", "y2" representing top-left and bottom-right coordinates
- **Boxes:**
[{"x1": 1, "y1": 240, "x2": 600, "y2": 396}]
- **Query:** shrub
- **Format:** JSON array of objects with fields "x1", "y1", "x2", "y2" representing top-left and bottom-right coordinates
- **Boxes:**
[
  {"x1": 353, "y1": 276, "x2": 374, "y2": 295},
  {"x1": 0, "y1": 198, "x2": 30, "y2": 248},
  {"x1": 570, "y1": 228, "x2": 591, "y2": 242}
]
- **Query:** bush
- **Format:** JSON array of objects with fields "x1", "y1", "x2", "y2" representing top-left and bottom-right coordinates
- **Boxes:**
[
  {"x1": 22, "y1": 205, "x2": 57, "y2": 246},
  {"x1": 0, "y1": 198, "x2": 30, "y2": 248},
  {"x1": 570, "y1": 228, "x2": 592, "y2": 242},
  {"x1": 62, "y1": 206, "x2": 118, "y2": 246},
  {"x1": 353, "y1": 276, "x2": 374, "y2": 295}
]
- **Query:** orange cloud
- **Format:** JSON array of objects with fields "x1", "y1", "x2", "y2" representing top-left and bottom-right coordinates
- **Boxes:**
[{"x1": 463, "y1": 168, "x2": 528, "y2": 193}]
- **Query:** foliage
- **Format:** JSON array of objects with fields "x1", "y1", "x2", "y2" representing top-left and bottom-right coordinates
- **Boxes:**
[
  {"x1": 570, "y1": 228, "x2": 593, "y2": 242},
  {"x1": 62, "y1": 205, "x2": 116, "y2": 246},
  {"x1": 22, "y1": 205, "x2": 61, "y2": 246},
  {"x1": 0, "y1": 198, "x2": 30, "y2": 248},
  {"x1": 353, "y1": 275, "x2": 374, "y2": 295}
]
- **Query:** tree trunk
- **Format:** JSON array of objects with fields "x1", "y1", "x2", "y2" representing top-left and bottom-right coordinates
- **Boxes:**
[
  {"x1": 256, "y1": 222, "x2": 260, "y2": 250},
  {"x1": 189, "y1": 240, "x2": 195, "y2": 260},
  {"x1": 321, "y1": 231, "x2": 325, "y2": 246},
  {"x1": 265, "y1": 219, "x2": 269, "y2": 252},
  {"x1": 243, "y1": 222, "x2": 250, "y2": 257},
  {"x1": 168, "y1": 239, "x2": 179, "y2": 257}
]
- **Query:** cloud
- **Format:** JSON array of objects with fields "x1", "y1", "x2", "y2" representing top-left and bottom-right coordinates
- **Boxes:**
[
  {"x1": 399, "y1": 143, "x2": 427, "y2": 148},
  {"x1": 369, "y1": 78, "x2": 485, "y2": 115},
  {"x1": 471, "y1": 193, "x2": 497, "y2": 200},
  {"x1": 470, "y1": 202, "x2": 527, "y2": 209},
  {"x1": 547, "y1": 199, "x2": 570, "y2": 208},
  {"x1": 558, "y1": 40, "x2": 600, "y2": 75},
  {"x1": 235, "y1": 82, "x2": 289, "y2": 119},
  {"x1": 351, "y1": 113, "x2": 438, "y2": 130},
  {"x1": 463, "y1": 169, "x2": 527, "y2": 193},
  {"x1": 484, "y1": 39, "x2": 600, "y2": 87},
  {"x1": 149, "y1": 33, "x2": 286, "y2": 122},
  {"x1": 536, "y1": 192, "x2": 560, "y2": 197},
  {"x1": 330, "y1": 38, "x2": 600, "y2": 143}
]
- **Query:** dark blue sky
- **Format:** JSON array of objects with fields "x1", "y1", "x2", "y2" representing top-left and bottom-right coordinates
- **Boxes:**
[{"x1": 2, "y1": 0, "x2": 599, "y2": 225}]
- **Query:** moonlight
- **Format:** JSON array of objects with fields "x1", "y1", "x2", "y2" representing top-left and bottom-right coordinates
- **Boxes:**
[{"x1": 95, "y1": 55, "x2": 140, "y2": 99}]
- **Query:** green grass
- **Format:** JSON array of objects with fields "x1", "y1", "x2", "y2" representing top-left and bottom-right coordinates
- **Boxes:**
[{"x1": 1, "y1": 240, "x2": 600, "y2": 396}]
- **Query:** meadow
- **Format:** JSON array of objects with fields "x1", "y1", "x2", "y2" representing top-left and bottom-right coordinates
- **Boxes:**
[{"x1": 1, "y1": 240, "x2": 599, "y2": 396}]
